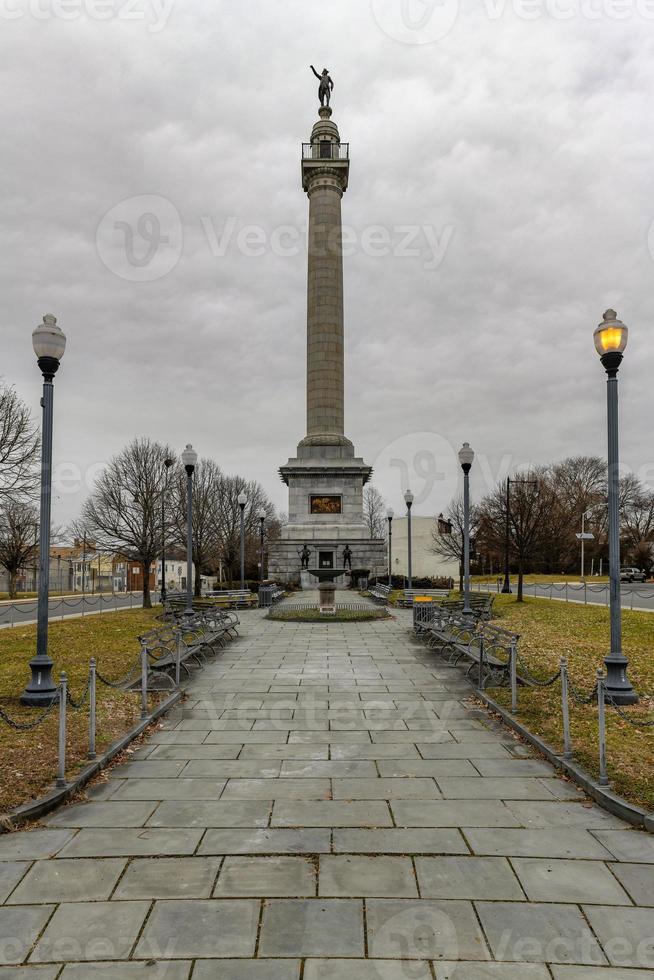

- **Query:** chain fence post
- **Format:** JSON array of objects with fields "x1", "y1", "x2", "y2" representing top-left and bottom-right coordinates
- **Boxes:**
[
  {"x1": 597, "y1": 669, "x2": 609, "y2": 785},
  {"x1": 88, "y1": 658, "x2": 97, "y2": 760},
  {"x1": 10, "y1": 603, "x2": 14, "y2": 629},
  {"x1": 631, "y1": 589, "x2": 634, "y2": 611},
  {"x1": 57, "y1": 672, "x2": 67, "y2": 787},
  {"x1": 560, "y1": 657, "x2": 572, "y2": 759},
  {"x1": 510, "y1": 637, "x2": 518, "y2": 713},
  {"x1": 176, "y1": 632, "x2": 182, "y2": 688},
  {"x1": 478, "y1": 635, "x2": 485, "y2": 691},
  {"x1": 140, "y1": 641, "x2": 149, "y2": 719},
  {"x1": 584, "y1": 582, "x2": 587, "y2": 605}
]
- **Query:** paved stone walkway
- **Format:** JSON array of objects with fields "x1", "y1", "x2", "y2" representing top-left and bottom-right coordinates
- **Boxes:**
[{"x1": 1, "y1": 610, "x2": 654, "y2": 978}]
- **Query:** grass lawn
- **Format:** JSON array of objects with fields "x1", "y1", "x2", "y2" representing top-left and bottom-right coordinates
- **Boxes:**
[
  {"x1": 269, "y1": 608, "x2": 389, "y2": 623},
  {"x1": 487, "y1": 595, "x2": 654, "y2": 811},
  {"x1": 0, "y1": 608, "x2": 161, "y2": 814}
]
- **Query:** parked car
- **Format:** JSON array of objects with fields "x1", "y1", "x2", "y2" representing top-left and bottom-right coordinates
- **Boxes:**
[{"x1": 620, "y1": 567, "x2": 647, "y2": 583}]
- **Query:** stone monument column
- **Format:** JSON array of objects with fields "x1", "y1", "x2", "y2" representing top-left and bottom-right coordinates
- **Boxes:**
[{"x1": 299, "y1": 106, "x2": 353, "y2": 454}]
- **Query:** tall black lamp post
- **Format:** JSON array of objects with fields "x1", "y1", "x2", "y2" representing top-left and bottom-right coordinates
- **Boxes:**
[
  {"x1": 160, "y1": 457, "x2": 175, "y2": 604},
  {"x1": 594, "y1": 309, "x2": 638, "y2": 705},
  {"x1": 501, "y1": 475, "x2": 538, "y2": 594},
  {"x1": 257, "y1": 508, "x2": 266, "y2": 586},
  {"x1": 386, "y1": 508, "x2": 394, "y2": 586},
  {"x1": 238, "y1": 492, "x2": 248, "y2": 590},
  {"x1": 403, "y1": 490, "x2": 414, "y2": 590},
  {"x1": 458, "y1": 442, "x2": 475, "y2": 616},
  {"x1": 22, "y1": 315, "x2": 66, "y2": 706},
  {"x1": 181, "y1": 444, "x2": 197, "y2": 615}
]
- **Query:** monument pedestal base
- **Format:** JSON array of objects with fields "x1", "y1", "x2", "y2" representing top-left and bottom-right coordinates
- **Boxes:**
[{"x1": 319, "y1": 581, "x2": 337, "y2": 615}]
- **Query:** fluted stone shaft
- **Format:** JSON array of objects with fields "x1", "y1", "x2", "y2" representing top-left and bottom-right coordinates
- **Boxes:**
[
  {"x1": 299, "y1": 108, "x2": 351, "y2": 454},
  {"x1": 306, "y1": 174, "x2": 345, "y2": 439}
]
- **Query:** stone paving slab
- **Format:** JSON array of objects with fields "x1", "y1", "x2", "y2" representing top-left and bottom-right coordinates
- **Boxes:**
[
  {"x1": 6, "y1": 858, "x2": 126, "y2": 904},
  {"x1": 134, "y1": 899, "x2": 260, "y2": 959},
  {"x1": 59, "y1": 965, "x2": 192, "y2": 979},
  {"x1": 0, "y1": 865, "x2": 29, "y2": 904},
  {"x1": 3, "y1": 610, "x2": 654, "y2": 977},
  {"x1": 511, "y1": 858, "x2": 632, "y2": 904},
  {"x1": 0, "y1": 907, "x2": 55, "y2": 965},
  {"x1": 415, "y1": 856, "x2": 525, "y2": 900},
  {"x1": 30, "y1": 901, "x2": 150, "y2": 963},
  {"x1": 303, "y1": 961, "x2": 432, "y2": 979},
  {"x1": 477, "y1": 901, "x2": 607, "y2": 965},
  {"x1": 214, "y1": 856, "x2": 316, "y2": 896},
  {"x1": 112, "y1": 857, "x2": 222, "y2": 899},
  {"x1": 198, "y1": 828, "x2": 331, "y2": 855},
  {"x1": 259, "y1": 899, "x2": 364, "y2": 957}
]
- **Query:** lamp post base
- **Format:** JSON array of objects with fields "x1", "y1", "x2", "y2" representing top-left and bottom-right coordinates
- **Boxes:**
[
  {"x1": 20, "y1": 656, "x2": 58, "y2": 706},
  {"x1": 603, "y1": 655, "x2": 639, "y2": 705}
]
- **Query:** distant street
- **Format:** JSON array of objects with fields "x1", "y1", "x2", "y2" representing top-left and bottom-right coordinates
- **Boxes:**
[
  {"x1": 0, "y1": 592, "x2": 152, "y2": 628},
  {"x1": 481, "y1": 581, "x2": 654, "y2": 612}
]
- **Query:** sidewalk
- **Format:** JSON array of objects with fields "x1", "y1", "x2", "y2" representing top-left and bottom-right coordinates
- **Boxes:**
[{"x1": 1, "y1": 609, "x2": 653, "y2": 976}]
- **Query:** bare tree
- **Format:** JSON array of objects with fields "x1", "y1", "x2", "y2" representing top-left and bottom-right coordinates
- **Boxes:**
[
  {"x1": 0, "y1": 500, "x2": 39, "y2": 597},
  {"x1": 622, "y1": 487, "x2": 654, "y2": 571},
  {"x1": 80, "y1": 438, "x2": 176, "y2": 608},
  {"x1": 477, "y1": 467, "x2": 554, "y2": 601},
  {"x1": 430, "y1": 495, "x2": 479, "y2": 591},
  {"x1": 0, "y1": 381, "x2": 39, "y2": 501},
  {"x1": 363, "y1": 485, "x2": 386, "y2": 539},
  {"x1": 213, "y1": 475, "x2": 275, "y2": 584}
]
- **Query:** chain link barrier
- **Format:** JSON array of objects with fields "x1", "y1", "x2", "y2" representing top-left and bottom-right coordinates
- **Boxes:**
[
  {"x1": 96, "y1": 652, "x2": 143, "y2": 690},
  {"x1": 66, "y1": 675, "x2": 92, "y2": 711},
  {"x1": 515, "y1": 652, "x2": 561, "y2": 688},
  {"x1": 603, "y1": 688, "x2": 654, "y2": 727},
  {"x1": 0, "y1": 693, "x2": 61, "y2": 731}
]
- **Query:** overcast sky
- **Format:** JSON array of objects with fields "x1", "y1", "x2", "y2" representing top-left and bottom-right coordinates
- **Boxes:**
[{"x1": 2, "y1": 0, "x2": 653, "y2": 527}]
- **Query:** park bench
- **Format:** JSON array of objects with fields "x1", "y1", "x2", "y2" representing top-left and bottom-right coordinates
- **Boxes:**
[
  {"x1": 204, "y1": 589, "x2": 258, "y2": 609},
  {"x1": 369, "y1": 583, "x2": 392, "y2": 604},
  {"x1": 417, "y1": 611, "x2": 520, "y2": 690},
  {"x1": 139, "y1": 609, "x2": 240, "y2": 685},
  {"x1": 396, "y1": 588, "x2": 450, "y2": 608}
]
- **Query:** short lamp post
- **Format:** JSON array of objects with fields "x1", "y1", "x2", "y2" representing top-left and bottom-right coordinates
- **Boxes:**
[
  {"x1": 22, "y1": 315, "x2": 66, "y2": 706},
  {"x1": 458, "y1": 442, "x2": 475, "y2": 616},
  {"x1": 181, "y1": 444, "x2": 197, "y2": 615},
  {"x1": 404, "y1": 490, "x2": 414, "y2": 590},
  {"x1": 160, "y1": 457, "x2": 175, "y2": 604},
  {"x1": 238, "y1": 492, "x2": 248, "y2": 590},
  {"x1": 594, "y1": 309, "x2": 638, "y2": 705},
  {"x1": 386, "y1": 508, "x2": 394, "y2": 586},
  {"x1": 257, "y1": 508, "x2": 266, "y2": 586}
]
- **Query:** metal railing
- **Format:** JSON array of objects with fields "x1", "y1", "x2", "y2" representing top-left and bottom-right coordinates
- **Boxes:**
[
  {"x1": 302, "y1": 142, "x2": 349, "y2": 161},
  {"x1": 0, "y1": 591, "x2": 160, "y2": 629},
  {"x1": 474, "y1": 580, "x2": 653, "y2": 610}
]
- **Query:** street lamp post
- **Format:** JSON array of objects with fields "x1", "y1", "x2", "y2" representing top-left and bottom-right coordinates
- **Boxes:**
[
  {"x1": 386, "y1": 508, "x2": 394, "y2": 586},
  {"x1": 160, "y1": 457, "x2": 175, "y2": 604},
  {"x1": 577, "y1": 510, "x2": 594, "y2": 583},
  {"x1": 458, "y1": 442, "x2": 475, "y2": 616},
  {"x1": 257, "y1": 508, "x2": 266, "y2": 587},
  {"x1": 238, "y1": 492, "x2": 248, "y2": 590},
  {"x1": 181, "y1": 445, "x2": 197, "y2": 616},
  {"x1": 21, "y1": 315, "x2": 66, "y2": 706},
  {"x1": 594, "y1": 309, "x2": 638, "y2": 704},
  {"x1": 501, "y1": 476, "x2": 538, "y2": 594},
  {"x1": 404, "y1": 490, "x2": 414, "y2": 590}
]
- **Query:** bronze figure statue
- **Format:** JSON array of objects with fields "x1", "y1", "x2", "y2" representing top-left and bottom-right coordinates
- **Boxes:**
[
  {"x1": 299, "y1": 544, "x2": 312, "y2": 569},
  {"x1": 342, "y1": 544, "x2": 353, "y2": 570},
  {"x1": 310, "y1": 65, "x2": 334, "y2": 108}
]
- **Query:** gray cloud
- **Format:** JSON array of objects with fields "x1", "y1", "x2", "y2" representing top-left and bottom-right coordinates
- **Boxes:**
[{"x1": 1, "y1": 0, "x2": 652, "y2": 526}]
